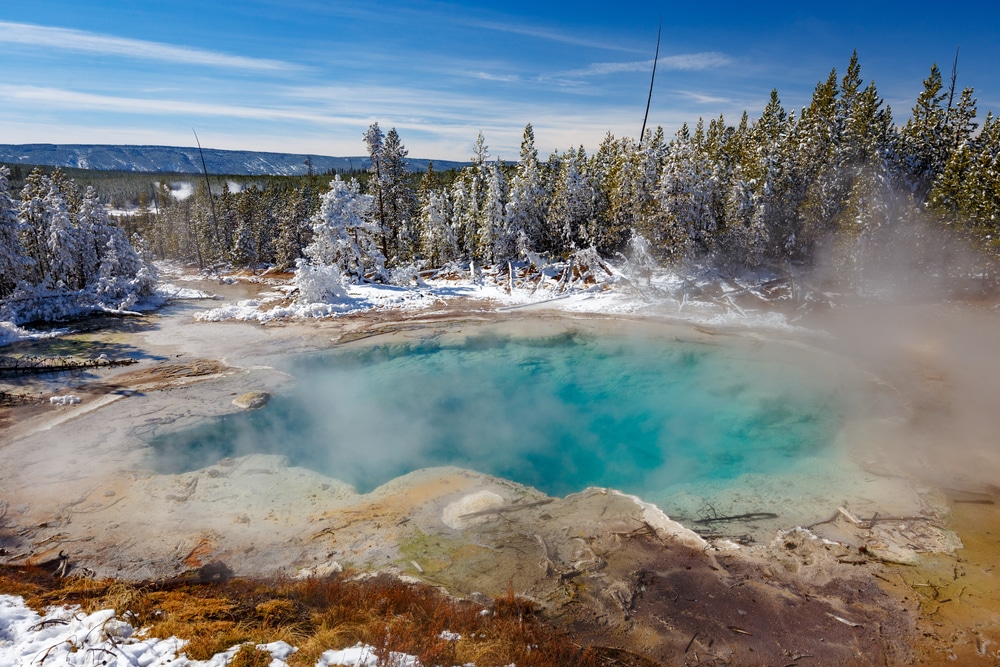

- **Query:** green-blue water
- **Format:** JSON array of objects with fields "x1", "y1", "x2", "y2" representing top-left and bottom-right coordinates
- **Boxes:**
[{"x1": 149, "y1": 332, "x2": 844, "y2": 497}]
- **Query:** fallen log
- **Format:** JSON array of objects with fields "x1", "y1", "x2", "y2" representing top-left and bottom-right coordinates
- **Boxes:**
[
  {"x1": 0, "y1": 355, "x2": 137, "y2": 377},
  {"x1": 693, "y1": 512, "x2": 779, "y2": 525}
]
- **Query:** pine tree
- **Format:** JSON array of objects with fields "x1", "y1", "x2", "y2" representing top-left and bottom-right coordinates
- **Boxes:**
[
  {"x1": 794, "y1": 69, "x2": 840, "y2": 257},
  {"x1": 930, "y1": 111, "x2": 1000, "y2": 266},
  {"x1": 363, "y1": 122, "x2": 392, "y2": 261},
  {"x1": 45, "y1": 186, "x2": 81, "y2": 290},
  {"x1": 419, "y1": 189, "x2": 457, "y2": 267},
  {"x1": 900, "y1": 63, "x2": 952, "y2": 197},
  {"x1": 0, "y1": 166, "x2": 28, "y2": 298},
  {"x1": 594, "y1": 134, "x2": 644, "y2": 255},
  {"x1": 75, "y1": 186, "x2": 111, "y2": 288},
  {"x1": 274, "y1": 187, "x2": 310, "y2": 271},
  {"x1": 547, "y1": 147, "x2": 596, "y2": 253},
  {"x1": 301, "y1": 176, "x2": 384, "y2": 285},
  {"x1": 505, "y1": 124, "x2": 548, "y2": 256},
  {"x1": 18, "y1": 169, "x2": 53, "y2": 285},
  {"x1": 720, "y1": 167, "x2": 768, "y2": 270},
  {"x1": 478, "y1": 160, "x2": 509, "y2": 262},
  {"x1": 451, "y1": 131, "x2": 491, "y2": 260},
  {"x1": 650, "y1": 125, "x2": 716, "y2": 260},
  {"x1": 381, "y1": 128, "x2": 418, "y2": 264}
]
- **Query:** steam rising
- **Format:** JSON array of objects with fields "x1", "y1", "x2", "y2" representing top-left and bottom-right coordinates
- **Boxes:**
[{"x1": 149, "y1": 332, "x2": 852, "y2": 498}]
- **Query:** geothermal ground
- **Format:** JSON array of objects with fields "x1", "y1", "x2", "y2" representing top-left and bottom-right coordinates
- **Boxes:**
[{"x1": 2, "y1": 273, "x2": 1000, "y2": 665}]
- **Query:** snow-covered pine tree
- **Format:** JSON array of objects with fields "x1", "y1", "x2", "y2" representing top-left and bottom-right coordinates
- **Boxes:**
[
  {"x1": 230, "y1": 186, "x2": 265, "y2": 268},
  {"x1": 274, "y1": 187, "x2": 310, "y2": 271},
  {"x1": 650, "y1": 124, "x2": 716, "y2": 260},
  {"x1": 930, "y1": 111, "x2": 1000, "y2": 267},
  {"x1": 478, "y1": 159, "x2": 509, "y2": 263},
  {"x1": 794, "y1": 69, "x2": 841, "y2": 257},
  {"x1": 451, "y1": 131, "x2": 491, "y2": 260},
  {"x1": 75, "y1": 186, "x2": 112, "y2": 289},
  {"x1": 44, "y1": 184, "x2": 81, "y2": 290},
  {"x1": 296, "y1": 176, "x2": 384, "y2": 301},
  {"x1": 547, "y1": 146, "x2": 597, "y2": 253},
  {"x1": 719, "y1": 167, "x2": 768, "y2": 271},
  {"x1": 419, "y1": 189, "x2": 457, "y2": 267},
  {"x1": 832, "y1": 76, "x2": 897, "y2": 278},
  {"x1": 381, "y1": 127, "x2": 418, "y2": 264},
  {"x1": 363, "y1": 122, "x2": 390, "y2": 260},
  {"x1": 505, "y1": 124, "x2": 548, "y2": 257},
  {"x1": 18, "y1": 169, "x2": 54, "y2": 286},
  {"x1": 900, "y1": 63, "x2": 953, "y2": 198},
  {"x1": 593, "y1": 133, "x2": 644, "y2": 255},
  {"x1": 0, "y1": 166, "x2": 28, "y2": 298},
  {"x1": 96, "y1": 222, "x2": 157, "y2": 308},
  {"x1": 746, "y1": 89, "x2": 800, "y2": 260}
]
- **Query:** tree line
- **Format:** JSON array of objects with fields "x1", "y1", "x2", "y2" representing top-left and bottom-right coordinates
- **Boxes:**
[
  {"x1": 135, "y1": 54, "x2": 999, "y2": 291},
  {"x1": 0, "y1": 166, "x2": 157, "y2": 323},
  {"x1": 4, "y1": 52, "x2": 998, "y2": 320}
]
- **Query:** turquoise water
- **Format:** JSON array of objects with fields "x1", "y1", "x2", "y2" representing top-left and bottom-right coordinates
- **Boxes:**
[{"x1": 149, "y1": 332, "x2": 845, "y2": 498}]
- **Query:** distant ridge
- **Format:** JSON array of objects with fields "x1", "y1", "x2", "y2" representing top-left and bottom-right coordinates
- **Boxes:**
[{"x1": 0, "y1": 144, "x2": 467, "y2": 176}]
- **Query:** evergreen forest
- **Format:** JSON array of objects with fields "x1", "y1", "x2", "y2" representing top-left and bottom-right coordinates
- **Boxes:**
[{"x1": 2, "y1": 53, "x2": 999, "y2": 324}]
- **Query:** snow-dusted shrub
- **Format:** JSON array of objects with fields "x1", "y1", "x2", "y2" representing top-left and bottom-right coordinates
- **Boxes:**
[
  {"x1": 294, "y1": 258, "x2": 347, "y2": 303},
  {"x1": 304, "y1": 176, "x2": 385, "y2": 285},
  {"x1": 388, "y1": 263, "x2": 428, "y2": 287}
]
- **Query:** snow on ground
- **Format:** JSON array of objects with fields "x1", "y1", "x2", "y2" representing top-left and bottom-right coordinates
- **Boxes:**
[
  {"x1": 192, "y1": 260, "x2": 805, "y2": 334},
  {"x1": 154, "y1": 283, "x2": 215, "y2": 301},
  {"x1": 0, "y1": 595, "x2": 446, "y2": 667},
  {"x1": 0, "y1": 321, "x2": 67, "y2": 347}
]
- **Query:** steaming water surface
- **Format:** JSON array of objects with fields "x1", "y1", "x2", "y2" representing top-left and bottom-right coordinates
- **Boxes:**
[{"x1": 150, "y1": 331, "x2": 864, "y2": 508}]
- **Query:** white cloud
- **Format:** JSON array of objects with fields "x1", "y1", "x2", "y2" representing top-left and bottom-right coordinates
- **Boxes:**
[
  {"x1": 0, "y1": 85, "x2": 349, "y2": 123},
  {"x1": 471, "y1": 71, "x2": 521, "y2": 83},
  {"x1": 464, "y1": 18, "x2": 643, "y2": 54},
  {"x1": 0, "y1": 21, "x2": 299, "y2": 72},
  {"x1": 556, "y1": 52, "x2": 734, "y2": 79},
  {"x1": 675, "y1": 90, "x2": 735, "y2": 105}
]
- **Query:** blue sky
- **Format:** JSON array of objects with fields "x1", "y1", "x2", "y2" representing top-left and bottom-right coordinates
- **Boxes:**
[{"x1": 1, "y1": 1, "x2": 998, "y2": 162}]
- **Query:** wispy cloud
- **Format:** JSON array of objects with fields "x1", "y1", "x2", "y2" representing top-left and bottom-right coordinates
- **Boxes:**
[
  {"x1": 465, "y1": 18, "x2": 643, "y2": 54},
  {"x1": 675, "y1": 90, "x2": 735, "y2": 105},
  {"x1": 0, "y1": 85, "x2": 338, "y2": 123},
  {"x1": 470, "y1": 71, "x2": 521, "y2": 83},
  {"x1": 558, "y1": 52, "x2": 734, "y2": 78},
  {"x1": 0, "y1": 21, "x2": 299, "y2": 72}
]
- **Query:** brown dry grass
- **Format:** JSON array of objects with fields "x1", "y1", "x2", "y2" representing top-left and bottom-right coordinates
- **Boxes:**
[{"x1": 0, "y1": 567, "x2": 605, "y2": 666}]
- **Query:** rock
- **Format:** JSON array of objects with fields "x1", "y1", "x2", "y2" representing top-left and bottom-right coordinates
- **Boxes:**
[
  {"x1": 233, "y1": 391, "x2": 270, "y2": 410},
  {"x1": 441, "y1": 490, "x2": 505, "y2": 529}
]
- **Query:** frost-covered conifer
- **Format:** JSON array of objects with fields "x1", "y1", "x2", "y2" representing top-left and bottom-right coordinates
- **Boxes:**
[
  {"x1": 451, "y1": 132, "x2": 491, "y2": 260},
  {"x1": 651, "y1": 125, "x2": 716, "y2": 260},
  {"x1": 478, "y1": 160, "x2": 509, "y2": 262},
  {"x1": 505, "y1": 124, "x2": 548, "y2": 256},
  {"x1": 75, "y1": 186, "x2": 109, "y2": 288},
  {"x1": 380, "y1": 127, "x2": 418, "y2": 264},
  {"x1": 45, "y1": 188, "x2": 80, "y2": 290},
  {"x1": 274, "y1": 187, "x2": 310, "y2": 271},
  {"x1": 419, "y1": 189, "x2": 457, "y2": 267},
  {"x1": 0, "y1": 166, "x2": 28, "y2": 298},
  {"x1": 548, "y1": 147, "x2": 597, "y2": 252},
  {"x1": 297, "y1": 176, "x2": 384, "y2": 300}
]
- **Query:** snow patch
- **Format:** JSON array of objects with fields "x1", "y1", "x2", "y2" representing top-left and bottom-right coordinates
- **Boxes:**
[
  {"x1": 317, "y1": 643, "x2": 420, "y2": 667},
  {"x1": 0, "y1": 595, "x2": 433, "y2": 667},
  {"x1": 0, "y1": 321, "x2": 66, "y2": 347},
  {"x1": 155, "y1": 283, "x2": 214, "y2": 300}
]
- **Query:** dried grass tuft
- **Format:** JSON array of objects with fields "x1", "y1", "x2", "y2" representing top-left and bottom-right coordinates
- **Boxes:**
[{"x1": 0, "y1": 566, "x2": 602, "y2": 667}]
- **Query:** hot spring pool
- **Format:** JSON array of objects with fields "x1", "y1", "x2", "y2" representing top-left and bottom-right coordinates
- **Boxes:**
[{"x1": 149, "y1": 328, "x2": 870, "y2": 513}]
